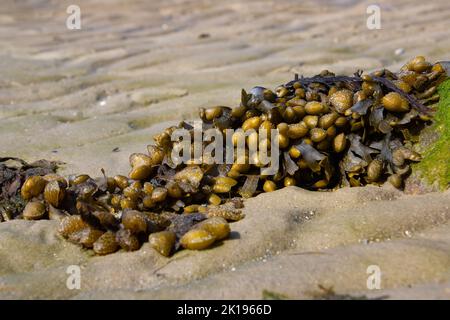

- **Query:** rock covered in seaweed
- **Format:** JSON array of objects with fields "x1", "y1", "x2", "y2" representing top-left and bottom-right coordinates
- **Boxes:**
[{"x1": 1, "y1": 56, "x2": 447, "y2": 256}]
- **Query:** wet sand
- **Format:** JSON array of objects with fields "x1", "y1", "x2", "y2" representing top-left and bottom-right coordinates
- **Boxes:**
[{"x1": 0, "y1": 0, "x2": 449, "y2": 299}]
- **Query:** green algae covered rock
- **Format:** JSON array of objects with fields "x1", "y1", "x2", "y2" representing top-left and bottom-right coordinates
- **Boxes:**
[{"x1": 407, "y1": 79, "x2": 450, "y2": 192}]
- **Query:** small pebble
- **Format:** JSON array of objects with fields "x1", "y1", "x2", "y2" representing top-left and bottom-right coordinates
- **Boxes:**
[{"x1": 394, "y1": 48, "x2": 405, "y2": 56}]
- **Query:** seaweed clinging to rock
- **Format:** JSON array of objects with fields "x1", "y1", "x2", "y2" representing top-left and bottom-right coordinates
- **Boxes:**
[{"x1": 0, "y1": 56, "x2": 447, "y2": 256}]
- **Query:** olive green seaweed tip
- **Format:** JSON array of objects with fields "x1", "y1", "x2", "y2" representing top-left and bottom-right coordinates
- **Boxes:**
[{"x1": 262, "y1": 289, "x2": 290, "y2": 300}]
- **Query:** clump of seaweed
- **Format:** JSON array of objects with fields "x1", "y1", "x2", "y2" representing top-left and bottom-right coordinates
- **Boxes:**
[
  {"x1": 0, "y1": 56, "x2": 447, "y2": 256},
  {"x1": 0, "y1": 157, "x2": 60, "y2": 222}
]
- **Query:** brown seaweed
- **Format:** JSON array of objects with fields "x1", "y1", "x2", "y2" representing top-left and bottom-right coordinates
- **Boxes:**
[{"x1": 2, "y1": 56, "x2": 446, "y2": 257}]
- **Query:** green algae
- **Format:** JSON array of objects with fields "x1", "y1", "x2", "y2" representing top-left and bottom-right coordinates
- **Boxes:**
[
  {"x1": 262, "y1": 289, "x2": 289, "y2": 300},
  {"x1": 413, "y1": 79, "x2": 450, "y2": 190}
]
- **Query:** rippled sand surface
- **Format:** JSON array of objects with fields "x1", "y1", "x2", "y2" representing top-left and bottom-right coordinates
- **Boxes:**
[{"x1": 0, "y1": 0, "x2": 449, "y2": 299}]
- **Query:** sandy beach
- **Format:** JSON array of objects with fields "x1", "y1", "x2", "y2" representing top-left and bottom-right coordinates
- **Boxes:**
[{"x1": 0, "y1": 0, "x2": 449, "y2": 299}]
